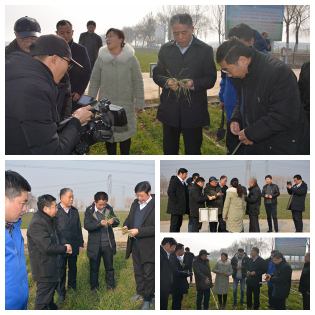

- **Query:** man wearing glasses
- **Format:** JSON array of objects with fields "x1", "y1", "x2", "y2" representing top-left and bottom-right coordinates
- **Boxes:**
[
  {"x1": 216, "y1": 37, "x2": 309, "y2": 155},
  {"x1": 123, "y1": 182, "x2": 155, "y2": 310},
  {"x1": 5, "y1": 16, "x2": 41, "y2": 56},
  {"x1": 27, "y1": 195, "x2": 73, "y2": 309},
  {"x1": 5, "y1": 34, "x2": 93, "y2": 154}
]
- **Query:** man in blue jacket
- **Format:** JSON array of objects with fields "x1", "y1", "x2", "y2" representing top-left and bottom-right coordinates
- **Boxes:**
[
  {"x1": 218, "y1": 23, "x2": 269, "y2": 154},
  {"x1": 5, "y1": 170, "x2": 32, "y2": 310},
  {"x1": 56, "y1": 20, "x2": 91, "y2": 112}
]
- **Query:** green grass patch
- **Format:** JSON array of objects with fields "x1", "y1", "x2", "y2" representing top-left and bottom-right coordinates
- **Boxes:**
[
  {"x1": 88, "y1": 103, "x2": 226, "y2": 155},
  {"x1": 160, "y1": 194, "x2": 310, "y2": 221},
  {"x1": 21, "y1": 211, "x2": 130, "y2": 230},
  {"x1": 167, "y1": 283, "x2": 303, "y2": 310},
  {"x1": 25, "y1": 249, "x2": 154, "y2": 310}
]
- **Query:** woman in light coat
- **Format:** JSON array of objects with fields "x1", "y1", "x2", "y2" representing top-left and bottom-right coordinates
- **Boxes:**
[
  {"x1": 213, "y1": 253, "x2": 233, "y2": 308},
  {"x1": 222, "y1": 178, "x2": 245, "y2": 233},
  {"x1": 88, "y1": 28, "x2": 144, "y2": 155}
]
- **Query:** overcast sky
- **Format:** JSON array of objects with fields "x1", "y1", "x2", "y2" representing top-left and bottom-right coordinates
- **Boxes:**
[
  {"x1": 161, "y1": 160, "x2": 310, "y2": 190},
  {"x1": 5, "y1": 3, "x2": 310, "y2": 43},
  {"x1": 5, "y1": 160, "x2": 155, "y2": 210}
]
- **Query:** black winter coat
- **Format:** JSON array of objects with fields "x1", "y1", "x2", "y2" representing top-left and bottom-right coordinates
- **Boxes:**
[
  {"x1": 298, "y1": 61, "x2": 310, "y2": 121},
  {"x1": 204, "y1": 184, "x2": 223, "y2": 214},
  {"x1": 231, "y1": 253, "x2": 249, "y2": 279},
  {"x1": 167, "y1": 176, "x2": 189, "y2": 216},
  {"x1": 246, "y1": 256, "x2": 266, "y2": 287},
  {"x1": 193, "y1": 256, "x2": 213, "y2": 290},
  {"x1": 124, "y1": 195, "x2": 155, "y2": 264},
  {"x1": 27, "y1": 210, "x2": 67, "y2": 282},
  {"x1": 67, "y1": 40, "x2": 91, "y2": 97},
  {"x1": 160, "y1": 246, "x2": 173, "y2": 294},
  {"x1": 169, "y1": 252, "x2": 189, "y2": 294},
  {"x1": 287, "y1": 181, "x2": 308, "y2": 211},
  {"x1": 79, "y1": 32, "x2": 103, "y2": 62},
  {"x1": 299, "y1": 262, "x2": 310, "y2": 293},
  {"x1": 183, "y1": 252, "x2": 195, "y2": 266},
  {"x1": 5, "y1": 52, "x2": 82, "y2": 155},
  {"x1": 5, "y1": 38, "x2": 25, "y2": 56},
  {"x1": 153, "y1": 35, "x2": 217, "y2": 128},
  {"x1": 245, "y1": 184, "x2": 262, "y2": 215},
  {"x1": 231, "y1": 47, "x2": 309, "y2": 155},
  {"x1": 84, "y1": 204, "x2": 120, "y2": 261},
  {"x1": 220, "y1": 184, "x2": 228, "y2": 204},
  {"x1": 189, "y1": 183, "x2": 209, "y2": 217},
  {"x1": 270, "y1": 259, "x2": 292, "y2": 299},
  {"x1": 261, "y1": 183, "x2": 280, "y2": 206},
  {"x1": 55, "y1": 204, "x2": 84, "y2": 256}
]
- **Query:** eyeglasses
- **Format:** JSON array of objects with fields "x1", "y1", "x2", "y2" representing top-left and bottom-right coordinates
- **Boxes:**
[
  {"x1": 105, "y1": 35, "x2": 117, "y2": 40},
  {"x1": 59, "y1": 56, "x2": 73, "y2": 70},
  {"x1": 19, "y1": 37, "x2": 37, "y2": 43},
  {"x1": 221, "y1": 64, "x2": 235, "y2": 74}
]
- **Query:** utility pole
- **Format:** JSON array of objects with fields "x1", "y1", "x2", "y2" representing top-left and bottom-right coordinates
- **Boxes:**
[
  {"x1": 108, "y1": 174, "x2": 112, "y2": 199},
  {"x1": 122, "y1": 186, "x2": 125, "y2": 210},
  {"x1": 265, "y1": 160, "x2": 269, "y2": 175},
  {"x1": 245, "y1": 161, "x2": 252, "y2": 185}
]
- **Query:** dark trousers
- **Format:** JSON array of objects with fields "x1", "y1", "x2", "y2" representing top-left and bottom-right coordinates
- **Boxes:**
[
  {"x1": 163, "y1": 123, "x2": 203, "y2": 155},
  {"x1": 89, "y1": 245, "x2": 115, "y2": 290},
  {"x1": 246, "y1": 285, "x2": 260, "y2": 310},
  {"x1": 57, "y1": 255, "x2": 78, "y2": 297},
  {"x1": 249, "y1": 215, "x2": 260, "y2": 232},
  {"x1": 292, "y1": 210, "x2": 303, "y2": 232},
  {"x1": 197, "y1": 288, "x2": 210, "y2": 310},
  {"x1": 131, "y1": 243, "x2": 155, "y2": 301},
  {"x1": 218, "y1": 294, "x2": 227, "y2": 306},
  {"x1": 226, "y1": 120, "x2": 244, "y2": 155},
  {"x1": 267, "y1": 285, "x2": 275, "y2": 308},
  {"x1": 265, "y1": 204, "x2": 278, "y2": 232},
  {"x1": 274, "y1": 298, "x2": 286, "y2": 310},
  {"x1": 170, "y1": 214, "x2": 183, "y2": 232},
  {"x1": 302, "y1": 292, "x2": 310, "y2": 310},
  {"x1": 192, "y1": 216, "x2": 202, "y2": 232},
  {"x1": 34, "y1": 282, "x2": 58, "y2": 310},
  {"x1": 188, "y1": 216, "x2": 193, "y2": 232},
  {"x1": 184, "y1": 264, "x2": 193, "y2": 282},
  {"x1": 209, "y1": 214, "x2": 226, "y2": 232},
  {"x1": 172, "y1": 293, "x2": 183, "y2": 310},
  {"x1": 105, "y1": 138, "x2": 131, "y2": 155},
  {"x1": 160, "y1": 288, "x2": 170, "y2": 310}
]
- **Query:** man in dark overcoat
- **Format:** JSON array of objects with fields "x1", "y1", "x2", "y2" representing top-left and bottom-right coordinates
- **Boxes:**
[
  {"x1": 245, "y1": 178, "x2": 261, "y2": 232},
  {"x1": 123, "y1": 182, "x2": 155, "y2": 310},
  {"x1": 55, "y1": 188, "x2": 83, "y2": 302},
  {"x1": 153, "y1": 13, "x2": 217, "y2": 155}
]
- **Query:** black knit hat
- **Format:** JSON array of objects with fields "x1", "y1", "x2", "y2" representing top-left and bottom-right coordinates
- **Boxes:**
[
  {"x1": 29, "y1": 35, "x2": 82, "y2": 68},
  {"x1": 14, "y1": 16, "x2": 41, "y2": 38}
]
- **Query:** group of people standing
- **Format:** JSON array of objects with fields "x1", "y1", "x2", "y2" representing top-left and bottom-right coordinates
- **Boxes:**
[
  {"x1": 160, "y1": 238, "x2": 310, "y2": 310},
  {"x1": 166, "y1": 168, "x2": 308, "y2": 233},
  {"x1": 5, "y1": 171, "x2": 155, "y2": 310}
]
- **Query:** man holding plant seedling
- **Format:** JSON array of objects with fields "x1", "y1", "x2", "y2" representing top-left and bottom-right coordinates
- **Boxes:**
[
  {"x1": 84, "y1": 191, "x2": 120, "y2": 292},
  {"x1": 123, "y1": 181, "x2": 155, "y2": 310},
  {"x1": 153, "y1": 13, "x2": 217, "y2": 155}
]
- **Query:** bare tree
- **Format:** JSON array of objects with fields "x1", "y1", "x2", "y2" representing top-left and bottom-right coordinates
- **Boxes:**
[
  {"x1": 79, "y1": 199, "x2": 85, "y2": 211},
  {"x1": 292, "y1": 5, "x2": 310, "y2": 52},
  {"x1": 26, "y1": 192, "x2": 37, "y2": 211},
  {"x1": 209, "y1": 5, "x2": 225, "y2": 45},
  {"x1": 283, "y1": 5, "x2": 297, "y2": 47},
  {"x1": 122, "y1": 26, "x2": 135, "y2": 44},
  {"x1": 124, "y1": 197, "x2": 134, "y2": 209},
  {"x1": 110, "y1": 196, "x2": 116, "y2": 208},
  {"x1": 160, "y1": 174, "x2": 169, "y2": 195},
  {"x1": 73, "y1": 199, "x2": 79, "y2": 209}
]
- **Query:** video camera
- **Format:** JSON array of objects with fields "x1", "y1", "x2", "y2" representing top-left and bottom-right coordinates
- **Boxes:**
[{"x1": 58, "y1": 96, "x2": 127, "y2": 155}]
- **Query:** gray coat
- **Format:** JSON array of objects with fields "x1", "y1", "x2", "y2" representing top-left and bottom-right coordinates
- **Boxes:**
[
  {"x1": 88, "y1": 44, "x2": 144, "y2": 143},
  {"x1": 213, "y1": 258, "x2": 233, "y2": 294},
  {"x1": 222, "y1": 187, "x2": 245, "y2": 233}
]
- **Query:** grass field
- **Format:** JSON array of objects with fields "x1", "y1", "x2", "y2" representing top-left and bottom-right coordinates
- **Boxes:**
[
  {"x1": 20, "y1": 211, "x2": 130, "y2": 230},
  {"x1": 25, "y1": 249, "x2": 154, "y2": 310},
  {"x1": 160, "y1": 194, "x2": 310, "y2": 221},
  {"x1": 134, "y1": 50, "x2": 221, "y2": 72},
  {"x1": 89, "y1": 103, "x2": 227, "y2": 155},
  {"x1": 166, "y1": 282, "x2": 303, "y2": 310}
]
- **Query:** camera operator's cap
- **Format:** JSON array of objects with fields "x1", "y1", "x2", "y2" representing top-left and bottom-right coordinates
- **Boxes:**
[
  {"x1": 29, "y1": 35, "x2": 83, "y2": 68},
  {"x1": 209, "y1": 176, "x2": 218, "y2": 182},
  {"x1": 199, "y1": 249, "x2": 210, "y2": 256},
  {"x1": 14, "y1": 16, "x2": 41, "y2": 38}
]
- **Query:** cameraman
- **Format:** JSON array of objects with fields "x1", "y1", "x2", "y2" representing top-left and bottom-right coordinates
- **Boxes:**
[{"x1": 5, "y1": 34, "x2": 93, "y2": 155}]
